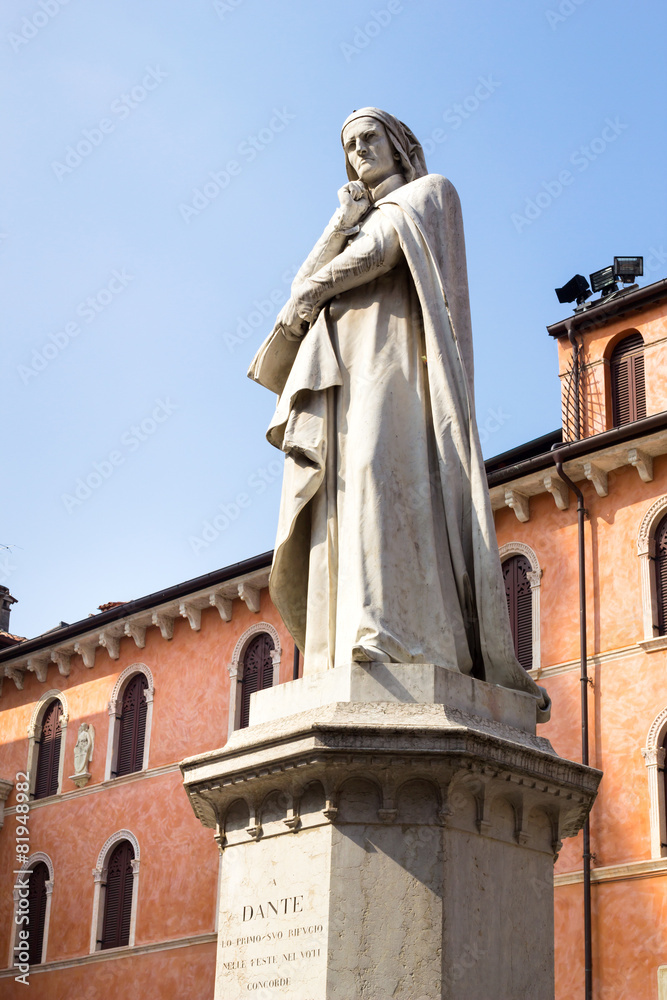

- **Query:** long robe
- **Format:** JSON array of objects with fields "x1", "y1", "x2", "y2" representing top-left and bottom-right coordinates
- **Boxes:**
[{"x1": 249, "y1": 174, "x2": 549, "y2": 716}]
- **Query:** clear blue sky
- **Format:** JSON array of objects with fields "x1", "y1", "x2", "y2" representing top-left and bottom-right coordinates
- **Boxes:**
[{"x1": 2, "y1": 0, "x2": 666, "y2": 639}]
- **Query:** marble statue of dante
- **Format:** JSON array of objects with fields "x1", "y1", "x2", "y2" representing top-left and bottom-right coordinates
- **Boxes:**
[{"x1": 249, "y1": 108, "x2": 549, "y2": 717}]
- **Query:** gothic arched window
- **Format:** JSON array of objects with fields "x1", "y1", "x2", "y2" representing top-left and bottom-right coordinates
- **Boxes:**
[
  {"x1": 502, "y1": 554, "x2": 533, "y2": 671},
  {"x1": 27, "y1": 862, "x2": 49, "y2": 964},
  {"x1": 610, "y1": 332, "x2": 646, "y2": 427},
  {"x1": 654, "y1": 512, "x2": 667, "y2": 636},
  {"x1": 34, "y1": 700, "x2": 62, "y2": 799},
  {"x1": 100, "y1": 840, "x2": 135, "y2": 950},
  {"x1": 113, "y1": 674, "x2": 148, "y2": 777},
  {"x1": 240, "y1": 633, "x2": 274, "y2": 728}
]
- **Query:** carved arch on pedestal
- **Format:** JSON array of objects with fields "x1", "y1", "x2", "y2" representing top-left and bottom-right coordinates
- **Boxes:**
[
  {"x1": 105, "y1": 663, "x2": 155, "y2": 780},
  {"x1": 637, "y1": 496, "x2": 667, "y2": 642},
  {"x1": 90, "y1": 829, "x2": 141, "y2": 952},
  {"x1": 26, "y1": 690, "x2": 69, "y2": 800},
  {"x1": 498, "y1": 541, "x2": 542, "y2": 674},
  {"x1": 642, "y1": 706, "x2": 667, "y2": 859},
  {"x1": 10, "y1": 852, "x2": 55, "y2": 966},
  {"x1": 227, "y1": 623, "x2": 281, "y2": 737}
]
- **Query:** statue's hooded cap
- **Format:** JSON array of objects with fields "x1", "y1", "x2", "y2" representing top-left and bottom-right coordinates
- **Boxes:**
[{"x1": 341, "y1": 108, "x2": 428, "y2": 184}]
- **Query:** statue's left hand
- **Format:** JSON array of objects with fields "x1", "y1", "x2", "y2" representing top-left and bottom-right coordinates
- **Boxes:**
[{"x1": 275, "y1": 298, "x2": 309, "y2": 340}]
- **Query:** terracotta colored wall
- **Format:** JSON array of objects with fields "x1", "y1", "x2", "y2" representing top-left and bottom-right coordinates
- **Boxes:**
[
  {"x1": 556, "y1": 302, "x2": 667, "y2": 438},
  {"x1": 0, "y1": 589, "x2": 293, "y2": 994},
  {"x1": 496, "y1": 401, "x2": 667, "y2": 998}
]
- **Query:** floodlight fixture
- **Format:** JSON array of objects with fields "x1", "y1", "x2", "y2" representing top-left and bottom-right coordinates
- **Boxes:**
[
  {"x1": 613, "y1": 256, "x2": 643, "y2": 283},
  {"x1": 589, "y1": 265, "x2": 618, "y2": 297},
  {"x1": 555, "y1": 274, "x2": 591, "y2": 306}
]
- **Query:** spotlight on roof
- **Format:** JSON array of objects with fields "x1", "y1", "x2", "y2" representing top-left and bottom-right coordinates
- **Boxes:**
[
  {"x1": 589, "y1": 265, "x2": 618, "y2": 298},
  {"x1": 555, "y1": 274, "x2": 591, "y2": 309},
  {"x1": 613, "y1": 256, "x2": 643, "y2": 284}
]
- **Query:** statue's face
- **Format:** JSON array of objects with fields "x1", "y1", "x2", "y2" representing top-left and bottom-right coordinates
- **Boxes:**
[{"x1": 342, "y1": 117, "x2": 398, "y2": 187}]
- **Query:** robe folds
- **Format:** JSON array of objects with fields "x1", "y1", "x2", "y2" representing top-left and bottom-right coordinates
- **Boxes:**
[{"x1": 249, "y1": 173, "x2": 550, "y2": 718}]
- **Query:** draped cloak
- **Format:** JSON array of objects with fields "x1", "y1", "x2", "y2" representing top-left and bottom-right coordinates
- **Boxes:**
[{"x1": 249, "y1": 173, "x2": 550, "y2": 718}]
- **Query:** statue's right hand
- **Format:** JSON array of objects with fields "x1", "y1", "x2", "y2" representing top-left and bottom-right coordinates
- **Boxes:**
[{"x1": 336, "y1": 181, "x2": 370, "y2": 229}]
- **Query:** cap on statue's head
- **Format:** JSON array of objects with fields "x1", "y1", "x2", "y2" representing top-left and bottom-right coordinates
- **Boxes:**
[{"x1": 341, "y1": 107, "x2": 428, "y2": 183}]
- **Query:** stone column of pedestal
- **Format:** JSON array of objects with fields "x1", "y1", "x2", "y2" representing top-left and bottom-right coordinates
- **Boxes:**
[{"x1": 181, "y1": 665, "x2": 600, "y2": 1000}]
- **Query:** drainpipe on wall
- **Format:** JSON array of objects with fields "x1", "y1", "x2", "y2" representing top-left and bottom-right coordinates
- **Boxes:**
[{"x1": 552, "y1": 448, "x2": 593, "y2": 1000}]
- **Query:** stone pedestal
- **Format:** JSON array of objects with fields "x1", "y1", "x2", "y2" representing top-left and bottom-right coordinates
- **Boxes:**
[{"x1": 181, "y1": 664, "x2": 600, "y2": 1000}]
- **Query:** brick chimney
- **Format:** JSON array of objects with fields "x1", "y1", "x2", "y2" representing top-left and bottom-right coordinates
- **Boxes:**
[{"x1": 0, "y1": 586, "x2": 17, "y2": 632}]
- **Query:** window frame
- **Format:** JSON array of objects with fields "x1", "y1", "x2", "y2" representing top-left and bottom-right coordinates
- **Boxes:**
[
  {"x1": 90, "y1": 830, "x2": 140, "y2": 953},
  {"x1": 10, "y1": 853, "x2": 54, "y2": 967},
  {"x1": 26, "y1": 692, "x2": 69, "y2": 801},
  {"x1": 642, "y1": 707, "x2": 667, "y2": 859},
  {"x1": 104, "y1": 665, "x2": 154, "y2": 781},
  {"x1": 498, "y1": 542, "x2": 542, "y2": 674},
  {"x1": 637, "y1": 497, "x2": 667, "y2": 648},
  {"x1": 227, "y1": 623, "x2": 281, "y2": 736}
]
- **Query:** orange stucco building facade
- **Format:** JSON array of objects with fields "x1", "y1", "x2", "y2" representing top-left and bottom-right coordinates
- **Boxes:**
[{"x1": 2, "y1": 276, "x2": 667, "y2": 998}]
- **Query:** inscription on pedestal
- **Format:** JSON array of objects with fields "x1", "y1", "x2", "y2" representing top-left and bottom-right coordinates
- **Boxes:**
[{"x1": 216, "y1": 829, "x2": 331, "y2": 998}]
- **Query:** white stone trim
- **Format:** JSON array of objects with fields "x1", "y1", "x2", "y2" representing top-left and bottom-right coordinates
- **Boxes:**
[
  {"x1": 499, "y1": 542, "x2": 542, "y2": 673},
  {"x1": 105, "y1": 664, "x2": 154, "y2": 781},
  {"x1": 26, "y1": 691, "x2": 69, "y2": 799},
  {"x1": 4, "y1": 762, "x2": 180, "y2": 813},
  {"x1": 0, "y1": 932, "x2": 217, "y2": 978},
  {"x1": 227, "y1": 623, "x2": 282, "y2": 737},
  {"x1": 642, "y1": 706, "x2": 667, "y2": 859},
  {"x1": 554, "y1": 856, "x2": 667, "y2": 886},
  {"x1": 90, "y1": 830, "x2": 140, "y2": 953},
  {"x1": 637, "y1": 496, "x2": 667, "y2": 641},
  {"x1": 10, "y1": 852, "x2": 55, "y2": 966}
]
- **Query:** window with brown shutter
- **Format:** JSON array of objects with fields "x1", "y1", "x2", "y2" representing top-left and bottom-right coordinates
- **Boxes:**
[
  {"x1": 27, "y1": 862, "x2": 49, "y2": 964},
  {"x1": 502, "y1": 555, "x2": 533, "y2": 671},
  {"x1": 610, "y1": 332, "x2": 646, "y2": 427},
  {"x1": 113, "y1": 674, "x2": 148, "y2": 778},
  {"x1": 654, "y1": 512, "x2": 667, "y2": 636},
  {"x1": 100, "y1": 840, "x2": 134, "y2": 949},
  {"x1": 34, "y1": 700, "x2": 62, "y2": 799},
  {"x1": 240, "y1": 633, "x2": 274, "y2": 728}
]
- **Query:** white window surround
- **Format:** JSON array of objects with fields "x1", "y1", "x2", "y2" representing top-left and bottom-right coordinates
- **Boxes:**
[
  {"x1": 637, "y1": 496, "x2": 667, "y2": 645},
  {"x1": 90, "y1": 829, "x2": 140, "y2": 953},
  {"x1": 26, "y1": 691, "x2": 69, "y2": 800},
  {"x1": 10, "y1": 852, "x2": 55, "y2": 967},
  {"x1": 642, "y1": 707, "x2": 667, "y2": 859},
  {"x1": 498, "y1": 541, "x2": 543, "y2": 674},
  {"x1": 104, "y1": 664, "x2": 155, "y2": 781},
  {"x1": 227, "y1": 623, "x2": 281, "y2": 737}
]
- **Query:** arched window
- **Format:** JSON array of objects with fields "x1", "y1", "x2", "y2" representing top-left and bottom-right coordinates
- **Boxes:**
[
  {"x1": 34, "y1": 700, "x2": 62, "y2": 799},
  {"x1": 100, "y1": 840, "x2": 135, "y2": 950},
  {"x1": 240, "y1": 632, "x2": 275, "y2": 728},
  {"x1": 27, "y1": 862, "x2": 49, "y2": 964},
  {"x1": 654, "y1": 512, "x2": 667, "y2": 636},
  {"x1": 502, "y1": 554, "x2": 533, "y2": 671},
  {"x1": 113, "y1": 673, "x2": 148, "y2": 778},
  {"x1": 610, "y1": 332, "x2": 646, "y2": 427}
]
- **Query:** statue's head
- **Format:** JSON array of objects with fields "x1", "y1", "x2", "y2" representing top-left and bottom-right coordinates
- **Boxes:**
[{"x1": 341, "y1": 108, "x2": 427, "y2": 186}]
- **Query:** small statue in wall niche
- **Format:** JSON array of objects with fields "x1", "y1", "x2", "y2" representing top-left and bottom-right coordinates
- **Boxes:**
[{"x1": 70, "y1": 722, "x2": 94, "y2": 788}]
